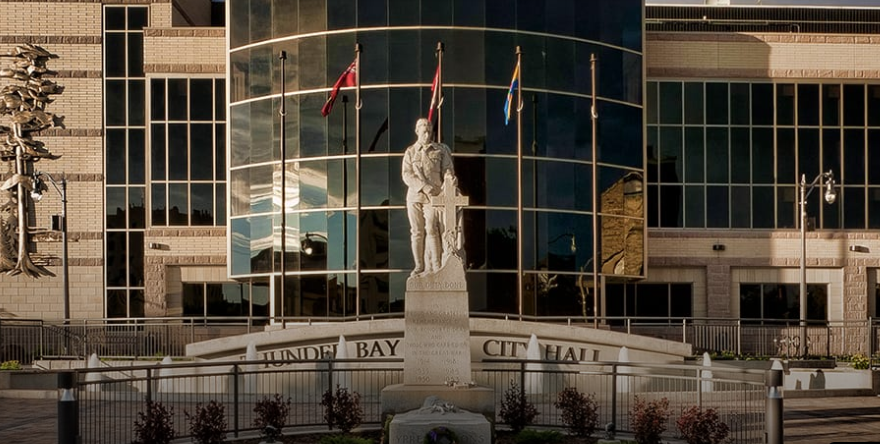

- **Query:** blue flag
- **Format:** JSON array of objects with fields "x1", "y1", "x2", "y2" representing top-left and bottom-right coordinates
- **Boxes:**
[{"x1": 503, "y1": 61, "x2": 520, "y2": 126}]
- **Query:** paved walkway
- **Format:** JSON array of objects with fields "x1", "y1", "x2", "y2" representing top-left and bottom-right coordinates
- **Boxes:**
[{"x1": 2, "y1": 395, "x2": 880, "y2": 443}]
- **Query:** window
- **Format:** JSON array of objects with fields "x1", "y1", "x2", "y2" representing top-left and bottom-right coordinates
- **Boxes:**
[
  {"x1": 740, "y1": 283, "x2": 827, "y2": 324},
  {"x1": 605, "y1": 283, "x2": 692, "y2": 324},
  {"x1": 150, "y1": 78, "x2": 227, "y2": 226},
  {"x1": 182, "y1": 282, "x2": 269, "y2": 324}
]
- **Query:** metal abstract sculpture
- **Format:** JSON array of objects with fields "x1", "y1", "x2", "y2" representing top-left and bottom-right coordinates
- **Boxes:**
[{"x1": 0, "y1": 44, "x2": 64, "y2": 277}]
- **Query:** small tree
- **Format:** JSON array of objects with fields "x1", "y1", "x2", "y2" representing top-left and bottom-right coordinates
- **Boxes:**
[
  {"x1": 554, "y1": 387, "x2": 599, "y2": 437},
  {"x1": 676, "y1": 406, "x2": 731, "y2": 444},
  {"x1": 253, "y1": 394, "x2": 290, "y2": 441},
  {"x1": 321, "y1": 384, "x2": 364, "y2": 434},
  {"x1": 133, "y1": 400, "x2": 175, "y2": 444},
  {"x1": 185, "y1": 400, "x2": 227, "y2": 444},
  {"x1": 499, "y1": 381, "x2": 538, "y2": 433},
  {"x1": 630, "y1": 396, "x2": 670, "y2": 444}
]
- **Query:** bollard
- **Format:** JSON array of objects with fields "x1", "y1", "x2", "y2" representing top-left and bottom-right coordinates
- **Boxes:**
[
  {"x1": 765, "y1": 360, "x2": 784, "y2": 444},
  {"x1": 58, "y1": 371, "x2": 79, "y2": 444}
]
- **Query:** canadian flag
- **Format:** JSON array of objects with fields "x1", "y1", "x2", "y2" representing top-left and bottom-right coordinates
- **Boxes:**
[{"x1": 321, "y1": 60, "x2": 357, "y2": 117}]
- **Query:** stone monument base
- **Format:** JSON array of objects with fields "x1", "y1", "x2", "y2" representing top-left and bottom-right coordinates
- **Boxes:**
[
  {"x1": 388, "y1": 402, "x2": 491, "y2": 444},
  {"x1": 381, "y1": 384, "x2": 495, "y2": 422}
]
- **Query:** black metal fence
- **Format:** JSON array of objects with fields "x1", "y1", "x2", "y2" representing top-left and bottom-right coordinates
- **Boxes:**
[
  {"x1": 2, "y1": 316, "x2": 879, "y2": 366},
  {"x1": 70, "y1": 358, "x2": 767, "y2": 444}
]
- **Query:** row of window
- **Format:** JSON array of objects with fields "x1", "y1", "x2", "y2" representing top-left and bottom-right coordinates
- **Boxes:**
[{"x1": 230, "y1": 0, "x2": 643, "y2": 53}]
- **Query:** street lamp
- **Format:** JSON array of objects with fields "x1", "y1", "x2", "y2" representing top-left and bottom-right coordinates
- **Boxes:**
[
  {"x1": 32, "y1": 171, "x2": 69, "y2": 324},
  {"x1": 799, "y1": 170, "x2": 836, "y2": 358}
]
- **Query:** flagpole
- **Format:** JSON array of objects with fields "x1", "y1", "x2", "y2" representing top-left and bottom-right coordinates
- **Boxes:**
[
  {"x1": 436, "y1": 41, "x2": 444, "y2": 143},
  {"x1": 354, "y1": 42, "x2": 362, "y2": 318},
  {"x1": 590, "y1": 53, "x2": 599, "y2": 328},
  {"x1": 515, "y1": 46, "x2": 523, "y2": 319},
  {"x1": 278, "y1": 50, "x2": 287, "y2": 327}
]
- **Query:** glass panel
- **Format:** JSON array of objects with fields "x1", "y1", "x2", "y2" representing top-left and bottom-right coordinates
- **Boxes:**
[
  {"x1": 106, "y1": 80, "x2": 126, "y2": 126},
  {"x1": 168, "y1": 79, "x2": 188, "y2": 121},
  {"x1": 105, "y1": 7, "x2": 126, "y2": 30},
  {"x1": 844, "y1": 187, "x2": 865, "y2": 229},
  {"x1": 658, "y1": 82, "x2": 682, "y2": 125},
  {"x1": 706, "y1": 186, "x2": 729, "y2": 228},
  {"x1": 151, "y1": 79, "x2": 166, "y2": 120},
  {"x1": 797, "y1": 84, "x2": 819, "y2": 126},
  {"x1": 807, "y1": 284, "x2": 827, "y2": 321},
  {"x1": 127, "y1": 33, "x2": 143, "y2": 77},
  {"x1": 844, "y1": 129, "x2": 865, "y2": 185},
  {"x1": 740, "y1": 284, "x2": 762, "y2": 320},
  {"x1": 129, "y1": 231, "x2": 144, "y2": 287},
  {"x1": 659, "y1": 185, "x2": 682, "y2": 228},
  {"x1": 820, "y1": 128, "x2": 839, "y2": 179},
  {"x1": 659, "y1": 127, "x2": 682, "y2": 183},
  {"x1": 183, "y1": 284, "x2": 205, "y2": 317},
  {"x1": 601, "y1": 214, "x2": 644, "y2": 276},
  {"x1": 646, "y1": 81, "x2": 657, "y2": 125},
  {"x1": 128, "y1": 187, "x2": 145, "y2": 229},
  {"x1": 361, "y1": 157, "x2": 389, "y2": 207},
  {"x1": 360, "y1": 209, "x2": 389, "y2": 270},
  {"x1": 105, "y1": 33, "x2": 126, "y2": 78},
  {"x1": 128, "y1": 80, "x2": 144, "y2": 125},
  {"x1": 844, "y1": 84, "x2": 865, "y2": 127},
  {"x1": 191, "y1": 183, "x2": 214, "y2": 226},
  {"x1": 730, "y1": 128, "x2": 750, "y2": 184},
  {"x1": 705, "y1": 82, "x2": 728, "y2": 125},
  {"x1": 730, "y1": 83, "x2": 750, "y2": 125},
  {"x1": 752, "y1": 128, "x2": 774, "y2": 184},
  {"x1": 777, "y1": 186, "x2": 796, "y2": 229},
  {"x1": 462, "y1": 209, "x2": 517, "y2": 271},
  {"x1": 151, "y1": 184, "x2": 166, "y2": 226},
  {"x1": 168, "y1": 124, "x2": 188, "y2": 180},
  {"x1": 670, "y1": 284, "x2": 692, "y2": 318},
  {"x1": 823, "y1": 84, "x2": 840, "y2": 126},
  {"x1": 190, "y1": 124, "x2": 214, "y2": 180},
  {"x1": 169, "y1": 183, "x2": 188, "y2": 225},
  {"x1": 107, "y1": 290, "x2": 127, "y2": 318},
  {"x1": 216, "y1": 124, "x2": 226, "y2": 179},
  {"x1": 683, "y1": 82, "x2": 703, "y2": 125},
  {"x1": 870, "y1": 130, "x2": 880, "y2": 185},
  {"x1": 869, "y1": 188, "x2": 880, "y2": 229},
  {"x1": 684, "y1": 185, "x2": 704, "y2": 228},
  {"x1": 151, "y1": 124, "x2": 166, "y2": 180},
  {"x1": 128, "y1": 7, "x2": 147, "y2": 30},
  {"x1": 752, "y1": 83, "x2": 773, "y2": 126},
  {"x1": 106, "y1": 187, "x2": 126, "y2": 229},
  {"x1": 216, "y1": 183, "x2": 226, "y2": 226},
  {"x1": 684, "y1": 127, "x2": 706, "y2": 183},
  {"x1": 705, "y1": 128, "x2": 728, "y2": 183},
  {"x1": 753, "y1": 186, "x2": 774, "y2": 229},
  {"x1": 106, "y1": 232, "x2": 127, "y2": 286},
  {"x1": 128, "y1": 129, "x2": 145, "y2": 184},
  {"x1": 190, "y1": 79, "x2": 214, "y2": 121},
  {"x1": 777, "y1": 84, "x2": 795, "y2": 126},
  {"x1": 360, "y1": 272, "x2": 390, "y2": 315},
  {"x1": 777, "y1": 129, "x2": 796, "y2": 184},
  {"x1": 106, "y1": 129, "x2": 126, "y2": 184},
  {"x1": 215, "y1": 79, "x2": 226, "y2": 120},
  {"x1": 869, "y1": 86, "x2": 880, "y2": 126},
  {"x1": 731, "y1": 186, "x2": 750, "y2": 228}
]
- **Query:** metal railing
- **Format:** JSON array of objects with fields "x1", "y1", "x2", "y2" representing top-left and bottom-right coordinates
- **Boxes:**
[
  {"x1": 69, "y1": 358, "x2": 767, "y2": 444},
  {"x1": 3, "y1": 315, "x2": 879, "y2": 365}
]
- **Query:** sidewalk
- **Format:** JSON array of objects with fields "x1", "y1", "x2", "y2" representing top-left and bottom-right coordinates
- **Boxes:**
[{"x1": 2, "y1": 396, "x2": 879, "y2": 443}]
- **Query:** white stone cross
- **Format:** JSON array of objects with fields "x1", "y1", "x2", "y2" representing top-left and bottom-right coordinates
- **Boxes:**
[{"x1": 431, "y1": 175, "x2": 468, "y2": 241}]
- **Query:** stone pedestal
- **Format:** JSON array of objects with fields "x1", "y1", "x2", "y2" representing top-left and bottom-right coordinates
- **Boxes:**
[
  {"x1": 389, "y1": 407, "x2": 491, "y2": 444},
  {"x1": 403, "y1": 256, "x2": 470, "y2": 385}
]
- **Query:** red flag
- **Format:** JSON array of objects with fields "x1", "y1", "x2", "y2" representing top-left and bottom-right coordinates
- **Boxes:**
[
  {"x1": 321, "y1": 60, "x2": 357, "y2": 117},
  {"x1": 427, "y1": 64, "x2": 442, "y2": 121}
]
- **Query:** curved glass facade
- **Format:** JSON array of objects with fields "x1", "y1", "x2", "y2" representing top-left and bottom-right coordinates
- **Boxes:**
[{"x1": 228, "y1": 0, "x2": 646, "y2": 320}]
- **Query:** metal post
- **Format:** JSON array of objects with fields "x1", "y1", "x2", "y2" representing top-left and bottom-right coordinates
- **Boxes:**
[
  {"x1": 610, "y1": 363, "x2": 618, "y2": 428},
  {"x1": 799, "y1": 173, "x2": 808, "y2": 358},
  {"x1": 58, "y1": 371, "x2": 79, "y2": 444},
  {"x1": 233, "y1": 364, "x2": 240, "y2": 437},
  {"x1": 278, "y1": 51, "x2": 287, "y2": 327},
  {"x1": 766, "y1": 360, "x2": 784, "y2": 444},
  {"x1": 60, "y1": 177, "x2": 69, "y2": 324}
]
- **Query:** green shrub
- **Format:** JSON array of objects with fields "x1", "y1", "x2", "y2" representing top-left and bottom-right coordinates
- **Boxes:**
[
  {"x1": 319, "y1": 435, "x2": 375, "y2": 444},
  {"x1": 185, "y1": 400, "x2": 227, "y2": 444},
  {"x1": 253, "y1": 394, "x2": 290, "y2": 441},
  {"x1": 499, "y1": 382, "x2": 539, "y2": 433},
  {"x1": 554, "y1": 387, "x2": 599, "y2": 437},
  {"x1": 675, "y1": 406, "x2": 731, "y2": 444},
  {"x1": 514, "y1": 429, "x2": 564, "y2": 444},
  {"x1": 630, "y1": 397, "x2": 670, "y2": 444},
  {"x1": 321, "y1": 384, "x2": 364, "y2": 434},
  {"x1": 0, "y1": 360, "x2": 21, "y2": 370},
  {"x1": 133, "y1": 400, "x2": 175, "y2": 444},
  {"x1": 850, "y1": 353, "x2": 871, "y2": 370}
]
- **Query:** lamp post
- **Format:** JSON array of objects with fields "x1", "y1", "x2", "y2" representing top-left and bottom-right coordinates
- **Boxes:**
[
  {"x1": 31, "y1": 171, "x2": 69, "y2": 324},
  {"x1": 799, "y1": 170, "x2": 836, "y2": 358}
]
